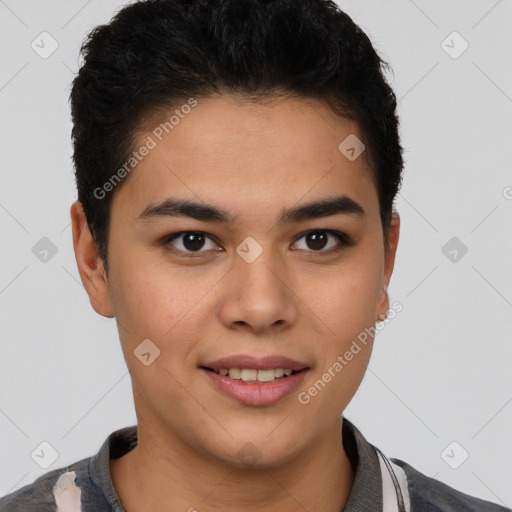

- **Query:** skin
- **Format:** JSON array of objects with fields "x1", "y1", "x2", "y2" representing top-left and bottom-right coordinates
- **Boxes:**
[{"x1": 71, "y1": 94, "x2": 400, "y2": 512}]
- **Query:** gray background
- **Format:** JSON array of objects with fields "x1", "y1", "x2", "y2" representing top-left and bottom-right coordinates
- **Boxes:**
[{"x1": 0, "y1": 0, "x2": 511, "y2": 505}]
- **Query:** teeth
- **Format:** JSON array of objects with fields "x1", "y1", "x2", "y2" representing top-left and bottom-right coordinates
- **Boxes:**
[
  {"x1": 256, "y1": 369, "x2": 276, "y2": 382},
  {"x1": 228, "y1": 368, "x2": 242, "y2": 379},
  {"x1": 241, "y1": 369, "x2": 257, "y2": 381},
  {"x1": 216, "y1": 368, "x2": 296, "y2": 382}
]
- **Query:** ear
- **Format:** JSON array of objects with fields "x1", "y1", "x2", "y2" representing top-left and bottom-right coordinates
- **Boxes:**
[
  {"x1": 70, "y1": 200, "x2": 115, "y2": 318},
  {"x1": 376, "y1": 211, "x2": 400, "y2": 321}
]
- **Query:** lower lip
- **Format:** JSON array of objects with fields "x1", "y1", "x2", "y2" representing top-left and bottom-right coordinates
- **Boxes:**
[{"x1": 201, "y1": 368, "x2": 309, "y2": 407}]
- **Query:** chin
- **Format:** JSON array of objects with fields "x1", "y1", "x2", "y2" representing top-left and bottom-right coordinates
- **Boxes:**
[{"x1": 197, "y1": 426, "x2": 305, "y2": 469}]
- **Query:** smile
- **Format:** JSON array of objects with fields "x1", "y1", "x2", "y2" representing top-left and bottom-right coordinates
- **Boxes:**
[
  {"x1": 206, "y1": 367, "x2": 295, "y2": 382},
  {"x1": 201, "y1": 367, "x2": 309, "y2": 406}
]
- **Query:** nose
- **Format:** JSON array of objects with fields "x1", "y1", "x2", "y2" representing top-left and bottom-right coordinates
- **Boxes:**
[{"x1": 216, "y1": 244, "x2": 299, "y2": 334}]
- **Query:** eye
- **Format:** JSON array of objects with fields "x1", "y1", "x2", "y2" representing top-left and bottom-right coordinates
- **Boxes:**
[
  {"x1": 162, "y1": 231, "x2": 221, "y2": 257},
  {"x1": 161, "y1": 229, "x2": 353, "y2": 258},
  {"x1": 291, "y1": 230, "x2": 351, "y2": 254}
]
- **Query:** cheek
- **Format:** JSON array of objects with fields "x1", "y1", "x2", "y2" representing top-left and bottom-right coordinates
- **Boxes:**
[
  {"x1": 298, "y1": 254, "x2": 382, "y2": 390},
  {"x1": 302, "y1": 261, "x2": 382, "y2": 333},
  {"x1": 107, "y1": 252, "x2": 225, "y2": 370},
  {"x1": 316, "y1": 283, "x2": 379, "y2": 373},
  {"x1": 109, "y1": 263, "x2": 203, "y2": 400},
  {"x1": 107, "y1": 257, "x2": 195, "y2": 341},
  {"x1": 295, "y1": 275, "x2": 380, "y2": 423}
]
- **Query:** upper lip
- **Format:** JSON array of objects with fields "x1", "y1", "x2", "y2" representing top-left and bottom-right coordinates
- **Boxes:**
[{"x1": 200, "y1": 354, "x2": 310, "y2": 372}]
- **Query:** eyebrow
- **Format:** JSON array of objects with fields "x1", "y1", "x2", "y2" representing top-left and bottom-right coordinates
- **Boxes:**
[{"x1": 136, "y1": 195, "x2": 366, "y2": 225}]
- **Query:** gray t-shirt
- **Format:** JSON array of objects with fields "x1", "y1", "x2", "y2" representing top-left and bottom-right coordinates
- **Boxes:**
[{"x1": 0, "y1": 417, "x2": 509, "y2": 511}]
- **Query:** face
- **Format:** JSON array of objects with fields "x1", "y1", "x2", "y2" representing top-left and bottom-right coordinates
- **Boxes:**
[{"x1": 72, "y1": 94, "x2": 399, "y2": 468}]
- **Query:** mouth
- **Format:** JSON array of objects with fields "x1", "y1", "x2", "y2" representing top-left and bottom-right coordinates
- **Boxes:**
[{"x1": 198, "y1": 355, "x2": 310, "y2": 406}]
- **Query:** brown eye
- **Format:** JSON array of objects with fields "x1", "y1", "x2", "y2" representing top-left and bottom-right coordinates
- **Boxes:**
[
  {"x1": 305, "y1": 231, "x2": 329, "y2": 250},
  {"x1": 163, "y1": 231, "x2": 220, "y2": 256},
  {"x1": 180, "y1": 232, "x2": 206, "y2": 251},
  {"x1": 292, "y1": 230, "x2": 350, "y2": 254}
]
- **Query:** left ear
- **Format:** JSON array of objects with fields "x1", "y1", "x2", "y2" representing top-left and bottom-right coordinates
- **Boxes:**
[{"x1": 376, "y1": 211, "x2": 400, "y2": 321}]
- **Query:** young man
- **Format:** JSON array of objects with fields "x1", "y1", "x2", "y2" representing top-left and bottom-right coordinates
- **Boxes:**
[{"x1": 0, "y1": 0, "x2": 508, "y2": 511}]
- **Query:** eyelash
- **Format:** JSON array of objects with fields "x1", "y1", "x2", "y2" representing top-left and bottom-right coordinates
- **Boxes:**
[{"x1": 160, "y1": 229, "x2": 354, "y2": 258}]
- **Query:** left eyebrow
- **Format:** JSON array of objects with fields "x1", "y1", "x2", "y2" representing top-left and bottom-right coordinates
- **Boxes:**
[
  {"x1": 135, "y1": 195, "x2": 366, "y2": 225},
  {"x1": 276, "y1": 195, "x2": 366, "y2": 226}
]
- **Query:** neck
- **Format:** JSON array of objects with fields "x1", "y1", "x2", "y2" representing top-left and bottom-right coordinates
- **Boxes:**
[{"x1": 111, "y1": 416, "x2": 355, "y2": 512}]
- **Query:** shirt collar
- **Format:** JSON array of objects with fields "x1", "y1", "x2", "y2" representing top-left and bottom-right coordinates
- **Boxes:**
[
  {"x1": 89, "y1": 424, "x2": 138, "y2": 511},
  {"x1": 89, "y1": 416, "x2": 383, "y2": 511},
  {"x1": 342, "y1": 416, "x2": 384, "y2": 510}
]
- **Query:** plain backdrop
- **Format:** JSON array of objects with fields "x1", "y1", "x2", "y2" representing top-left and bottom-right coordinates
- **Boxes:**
[{"x1": 0, "y1": 0, "x2": 511, "y2": 505}]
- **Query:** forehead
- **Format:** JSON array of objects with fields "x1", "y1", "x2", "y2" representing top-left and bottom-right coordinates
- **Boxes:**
[{"x1": 112, "y1": 94, "x2": 379, "y2": 224}]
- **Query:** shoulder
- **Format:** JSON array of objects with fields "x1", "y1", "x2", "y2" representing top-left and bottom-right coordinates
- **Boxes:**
[
  {"x1": 391, "y1": 458, "x2": 510, "y2": 512},
  {"x1": 0, "y1": 457, "x2": 90, "y2": 512}
]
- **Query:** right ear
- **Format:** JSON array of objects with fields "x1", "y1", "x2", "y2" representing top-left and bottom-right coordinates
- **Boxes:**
[{"x1": 70, "y1": 200, "x2": 115, "y2": 318}]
